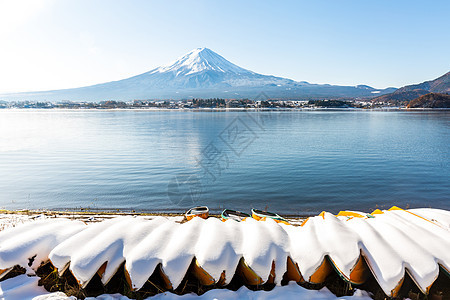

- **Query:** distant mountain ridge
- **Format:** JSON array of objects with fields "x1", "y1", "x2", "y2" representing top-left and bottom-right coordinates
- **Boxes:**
[
  {"x1": 372, "y1": 72, "x2": 449, "y2": 104},
  {"x1": 397, "y1": 71, "x2": 450, "y2": 94},
  {"x1": 1, "y1": 47, "x2": 396, "y2": 101}
]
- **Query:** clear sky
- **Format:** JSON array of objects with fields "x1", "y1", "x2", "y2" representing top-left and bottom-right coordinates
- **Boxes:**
[{"x1": 0, "y1": 0, "x2": 449, "y2": 93}]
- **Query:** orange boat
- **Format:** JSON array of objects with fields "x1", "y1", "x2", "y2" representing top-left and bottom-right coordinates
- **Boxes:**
[
  {"x1": 0, "y1": 267, "x2": 12, "y2": 280},
  {"x1": 221, "y1": 209, "x2": 250, "y2": 222},
  {"x1": 156, "y1": 264, "x2": 174, "y2": 290},
  {"x1": 251, "y1": 209, "x2": 289, "y2": 225},
  {"x1": 308, "y1": 255, "x2": 369, "y2": 285},
  {"x1": 328, "y1": 254, "x2": 369, "y2": 285},
  {"x1": 308, "y1": 257, "x2": 334, "y2": 284},
  {"x1": 283, "y1": 256, "x2": 303, "y2": 283},
  {"x1": 190, "y1": 258, "x2": 225, "y2": 286},
  {"x1": 235, "y1": 258, "x2": 264, "y2": 285},
  {"x1": 185, "y1": 206, "x2": 209, "y2": 221},
  {"x1": 336, "y1": 211, "x2": 367, "y2": 219}
]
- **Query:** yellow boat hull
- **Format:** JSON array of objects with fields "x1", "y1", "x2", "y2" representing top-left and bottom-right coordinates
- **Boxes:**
[
  {"x1": 308, "y1": 258, "x2": 333, "y2": 284},
  {"x1": 284, "y1": 257, "x2": 303, "y2": 283},
  {"x1": 185, "y1": 212, "x2": 209, "y2": 221},
  {"x1": 235, "y1": 258, "x2": 263, "y2": 285},
  {"x1": 191, "y1": 259, "x2": 216, "y2": 286}
]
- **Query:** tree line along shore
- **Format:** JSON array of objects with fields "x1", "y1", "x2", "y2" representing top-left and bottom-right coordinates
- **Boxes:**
[{"x1": 1, "y1": 92, "x2": 449, "y2": 109}]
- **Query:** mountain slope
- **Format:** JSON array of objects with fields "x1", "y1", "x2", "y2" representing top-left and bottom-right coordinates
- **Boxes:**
[
  {"x1": 0, "y1": 48, "x2": 396, "y2": 101},
  {"x1": 397, "y1": 71, "x2": 450, "y2": 94},
  {"x1": 372, "y1": 72, "x2": 449, "y2": 104},
  {"x1": 407, "y1": 93, "x2": 450, "y2": 108}
]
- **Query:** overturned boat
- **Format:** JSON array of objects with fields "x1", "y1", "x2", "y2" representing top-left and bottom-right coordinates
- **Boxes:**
[
  {"x1": 221, "y1": 209, "x2": 251, "y2": 222},
  {"x1": 251, "y1": 208, "x2": 289, "y2": 224},
  {"x1": 1, "y1": 206, "x2": 449, "y2": 299},
  {"x1": 185, "y1": 206, "x2": 209, "y2": 221}
]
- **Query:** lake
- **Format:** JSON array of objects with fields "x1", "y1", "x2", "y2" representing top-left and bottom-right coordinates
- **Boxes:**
[{"x1": 0, "y1": 109, "x2": 448, "y2": 215}]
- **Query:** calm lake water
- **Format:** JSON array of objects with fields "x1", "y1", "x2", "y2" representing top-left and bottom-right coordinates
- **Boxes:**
[{"x1": 0, "y1": 109, "x2": 448, "y2": 215}]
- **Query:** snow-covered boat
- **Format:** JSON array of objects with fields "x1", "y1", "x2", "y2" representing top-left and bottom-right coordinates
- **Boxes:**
[
  {"x1": 190, "y1": 258, "x2": 224, "y2": 286},
  {"x1": 185, "y1": 206, "x2": 209, "y2": 221},
  {"x1": 234, "y1": 258, "x2": 265, "y2": 285},
  {"x1": 221, "y1": 209, "x2": 250, "y2": 222},
  {"x1": 1, "y1": 206, "x2": 449, "y2": 298}
]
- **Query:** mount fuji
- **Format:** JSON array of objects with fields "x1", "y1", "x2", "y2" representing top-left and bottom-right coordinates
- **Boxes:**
[{"x1": 0, "y1": 48, "x2": 396, "y2": 101}]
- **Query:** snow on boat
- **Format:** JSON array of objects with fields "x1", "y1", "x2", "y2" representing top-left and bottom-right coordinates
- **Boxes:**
[
  {"x1": 251, "y1": 208, "x2": 290, "y2": 225},
  {"x1": 185, "y1": 206, "x2": 209, "y2": 221},
  {"x1": 0, "y1": 207, "x2": 449, "y2": 298},
  {"x1": 0, "y1": 218, "x2": 86, "y2": 279},
  {"x1": 346, "y1": 207, "x2": 450, "y2": 296},
  {"x1": 221, "y1": 209, "x2": 250, "y2": 222},
  {"x1": 336, "y1": 210, "x2": 367, "y2": 219}
]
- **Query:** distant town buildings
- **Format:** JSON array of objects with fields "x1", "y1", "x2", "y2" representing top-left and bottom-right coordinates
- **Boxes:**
[{"x1": 0, "y1": 98, "x2": 404, "y2": 110}]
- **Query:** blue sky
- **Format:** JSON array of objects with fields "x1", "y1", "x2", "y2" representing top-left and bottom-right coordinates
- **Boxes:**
[{"x1": 0, "y1": 0, "x2": 449, "y2": 93}]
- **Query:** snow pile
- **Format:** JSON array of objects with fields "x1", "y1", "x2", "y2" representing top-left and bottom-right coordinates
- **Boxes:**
[
  {"x1": 0, "y1": 218, "x2": 86, "y2": 272},
  {"x1": 149, "y1": 283, "x2": 373, "y2": 300},
  {"x1": 0, "y1": 213, "x2": 38, "y2": 231},
  {"x1": 84, "y1": 283, "x2": 372, "y2": 300},
  {"x1": 0, "y1": 275, "x2": 371, "y2": 300},
  {"x1": 0, "y1": 274, "x2": 73, "y2": 300},
  {"x1": 409, "y1": 208, "x2": 450, "y2": 229}
]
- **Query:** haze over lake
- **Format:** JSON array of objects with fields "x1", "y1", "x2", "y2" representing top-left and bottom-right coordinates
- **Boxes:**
[{"x1": 0, "y1": 110, "x2": 448, "y2": 215}]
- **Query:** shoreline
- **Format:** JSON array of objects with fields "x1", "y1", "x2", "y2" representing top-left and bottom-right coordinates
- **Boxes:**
[
  {"x1": 0, "y1": 208, "x2": 310, "y2": 219},
  {"x1": 1, "y1": 107, "x2": 449, "y2": 111},
  {"x1": 0, "y1": 209, "x2": 307, "y2": 230}
]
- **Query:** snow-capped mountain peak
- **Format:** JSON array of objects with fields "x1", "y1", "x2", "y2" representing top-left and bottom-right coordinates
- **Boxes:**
[
  {"x1": 151, "y1": 47, "x2": 253, "y2": 76},
  {"x1": 0, "y1": 47, "x2": 397, "y2": 101}
]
